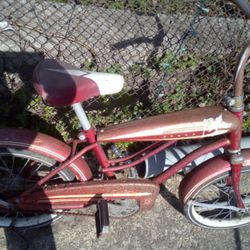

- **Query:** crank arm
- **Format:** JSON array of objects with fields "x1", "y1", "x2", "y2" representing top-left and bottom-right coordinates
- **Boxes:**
[{"x1": 187, "y1": 200, "x2": 250, "y2": 212}]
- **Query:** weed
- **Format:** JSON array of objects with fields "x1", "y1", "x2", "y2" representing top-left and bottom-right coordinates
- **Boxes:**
[
  {"x1": 129, "y1": 63, "x2": 151, "y2": 79},
  {"x1": 243, "y1": 115, "x2": 250, "y2": 133},
  {"x1": 82, "y1": 60, "x2": 98, "y2": 71},
  {"x1": 105, "y1": 63, "x2": 123, "y2": 74}
]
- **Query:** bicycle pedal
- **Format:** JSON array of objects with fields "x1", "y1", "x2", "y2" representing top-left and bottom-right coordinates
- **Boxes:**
[{"x1": 95, "y1": 199, "x2": 110, "y2": 237}]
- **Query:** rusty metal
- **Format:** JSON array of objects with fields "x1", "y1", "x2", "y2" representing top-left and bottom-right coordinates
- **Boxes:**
[
  {"x1": 97, "y1": 106, "x2": 240, "y2": 142},
  {"x1": 18, "y1": 179, "x2": 160, "y2": 211}
]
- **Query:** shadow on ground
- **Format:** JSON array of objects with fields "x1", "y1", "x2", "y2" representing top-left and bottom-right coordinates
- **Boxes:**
[{"x1": 0, "y1": 51, "x2": 57, "y2": 250}]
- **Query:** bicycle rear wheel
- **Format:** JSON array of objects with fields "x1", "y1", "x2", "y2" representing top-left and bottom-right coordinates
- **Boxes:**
[
  {"x1": 183, "y1": 167, "x2": 250, "y2": 228},
  {"x1": 0, "y1": 147, "x2": 76, "y2": 228}
]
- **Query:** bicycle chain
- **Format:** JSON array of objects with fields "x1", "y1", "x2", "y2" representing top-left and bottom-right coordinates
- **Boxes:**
[
  {"x1": 53, "y1": 210, "x2": 95, "y2": 217},
  {"x1": 47, "y1": 210, "x2": 95, "y2": 217},
  {"x1": 24, "y1": 207, "x2": 96, "y2": 217}
]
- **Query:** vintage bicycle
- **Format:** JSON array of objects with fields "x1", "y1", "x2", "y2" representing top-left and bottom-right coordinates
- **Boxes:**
[{"x1": 0, "y1": 1, "x2": 250, "y2": 235}]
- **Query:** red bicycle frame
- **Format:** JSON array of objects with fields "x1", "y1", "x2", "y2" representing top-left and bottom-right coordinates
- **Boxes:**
[{"x1": 19, "y1": 41, "x2": 250, "y2": 209}]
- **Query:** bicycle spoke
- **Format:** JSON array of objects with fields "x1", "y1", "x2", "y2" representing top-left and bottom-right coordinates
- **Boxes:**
[
  {"x1": 206, "y1": 209, "x2": 228, "y2": 219},
  {"x1": 29, "y1": 163, "x2": 44, "y2": 178},
  {"x1": 10, "y1": 156, "x2": 15, "y2": 176},
  {"x1": 221, "y1": 211, "x2": 231, "y2": 220},
  {"x1": 3, "y1": 213, "x2": 8, "y2": 218},
  {"x1": 8, "y1": 158, "x2": 33, "y2": 189},
  {"x1": 0, "y1": 156, "x2": 8, "y2": 169},
  {"x1": 17, "y1": 158, "x2": 31, "y2": 176},
  {"x1": 190, "y1": 201, "x2": 242, "y2": 211},
  {"x1": 0, "y1": 166, "x2": 12, "y2": 174},
  {"x1": 228, "y1": 208, "x2": 234, "y2": 219},
  {"x1": 19, "y1": 211, "x2": 25, "y2": 218}
]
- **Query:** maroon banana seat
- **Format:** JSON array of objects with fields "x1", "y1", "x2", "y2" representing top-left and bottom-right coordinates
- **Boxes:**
[{"x1": 33, "y1": 59, "x2": 124, "y2": 107}]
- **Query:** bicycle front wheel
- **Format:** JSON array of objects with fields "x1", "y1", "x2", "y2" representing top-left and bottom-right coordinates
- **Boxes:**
[{"x1": 183, "y1": 167, "x2": 250, "y2": 229}]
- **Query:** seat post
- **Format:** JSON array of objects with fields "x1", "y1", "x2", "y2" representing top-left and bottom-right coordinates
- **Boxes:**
[{"x1": 72, "y1": 103, "x2": 91, "y2": 131}]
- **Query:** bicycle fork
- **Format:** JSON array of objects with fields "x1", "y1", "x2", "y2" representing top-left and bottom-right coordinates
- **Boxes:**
[
  {"x1": 230, "y1": 160, "x2": 245, "y2": 209},
  {"x1": 228, "y1": 110, "x2": 245, "y2": 209}
]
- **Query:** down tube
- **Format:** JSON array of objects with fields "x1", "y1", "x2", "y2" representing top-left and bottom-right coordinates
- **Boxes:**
[{"x1": 153, "y1": 138, "x2": 230, "y2": 185}]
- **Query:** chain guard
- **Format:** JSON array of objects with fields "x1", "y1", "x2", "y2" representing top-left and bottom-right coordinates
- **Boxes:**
[{"x1": 18, "y1": 179, "x2": 159, "y2": 213}]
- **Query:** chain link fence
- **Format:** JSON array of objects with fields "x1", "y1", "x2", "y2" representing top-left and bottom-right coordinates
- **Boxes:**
[{"x1": 0, "y1": 0, "x2": 249, "y2": 139}]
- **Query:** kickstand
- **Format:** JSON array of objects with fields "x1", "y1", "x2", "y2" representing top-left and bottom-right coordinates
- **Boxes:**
[{"x1": 95, "y1": 199, "x2": 110, "y2": 237}]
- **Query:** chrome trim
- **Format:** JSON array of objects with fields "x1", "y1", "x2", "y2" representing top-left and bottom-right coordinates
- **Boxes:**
[{"x1": 72, "y1": 103, "x2": 91, "y2": 131}]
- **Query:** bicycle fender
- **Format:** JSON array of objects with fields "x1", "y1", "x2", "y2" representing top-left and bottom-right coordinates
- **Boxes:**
[
  {"x1": 179, "y1": 149, "x2": 250, "y2": 205},
  {"x1": 0, "y1": 128, "x2": 92, "y2": 181}
]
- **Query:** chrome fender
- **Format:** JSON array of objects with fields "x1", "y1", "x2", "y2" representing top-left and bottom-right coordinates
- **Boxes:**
[
  {"x1": 0, "y1": 128, "x2": 92, "y2": 181},
  {"x1": 179, "y1": 149, "x2": 250, "y2": 204}
]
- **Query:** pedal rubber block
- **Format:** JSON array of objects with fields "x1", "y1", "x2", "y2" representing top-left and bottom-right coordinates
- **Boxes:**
[{"x1": 95, "y1": 199, "x2": 110, "y2": 237}]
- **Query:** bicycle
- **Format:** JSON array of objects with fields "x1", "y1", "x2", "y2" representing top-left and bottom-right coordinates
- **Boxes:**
[{"x1": 0, "y1": 0, "x2": 250, "y2": 236}]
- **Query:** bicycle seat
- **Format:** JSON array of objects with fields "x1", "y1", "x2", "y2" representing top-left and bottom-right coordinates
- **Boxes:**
[{"x1": 33, "y1": 59, "x2": 124, "y2": 107}]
